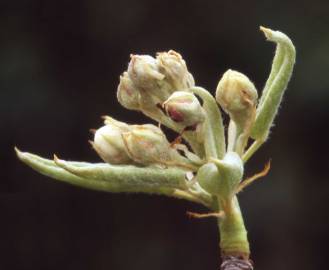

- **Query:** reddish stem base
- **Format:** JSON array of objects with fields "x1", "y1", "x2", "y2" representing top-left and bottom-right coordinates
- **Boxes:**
[{"x1": 220, "y1": 256, "x2": 253, "y2": 270}]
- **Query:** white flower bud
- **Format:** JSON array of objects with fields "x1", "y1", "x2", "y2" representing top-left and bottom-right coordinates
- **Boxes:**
[
  {"x1": 125, "y1": 54, "x2": 172, "y2": 108},
  {"x1": 92, "y1": 123, "x2": 132, "y2": 165},
  {"x1": 122, "y1": 124, "x2": 187, "y2": 167},
  {"x1": 156, "y1": 50, "x2": 195, "y2": 90},
  {"x1": 163, "y1": 91, "x2": 205, "y2": 127},
  {"x1": 122, "y1": 124, "x2": 171, "y2": 165},
  {"x1": 128, "y1": 55, "x2": 165, "y2": 89},
  {"x1": 117, "y1": 72, "x2": 141, "y2": 110},
  {"x1": 216, "y1": 69, "x2": 258, "y2": 125}
]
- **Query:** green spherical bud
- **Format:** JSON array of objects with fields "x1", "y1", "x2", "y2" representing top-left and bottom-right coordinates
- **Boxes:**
[
  {"x1": 163, "y1": 91, "x2": 205, "y2": 127},
  {"x1": 216, "y1": 69, "x2": 258, "y2": 124},
  {"x1": 197, "y1": 163, "x2": 221, "y2": 195},
  {"x1": 197, "y1": 152, "x2": 243, "y2": 198},
  {"x1": 217, "y1": 152, "x2": 243, "y2": 199},
  {"x1": 92, "y1": 124, "x2": 132, "y2": 165}
]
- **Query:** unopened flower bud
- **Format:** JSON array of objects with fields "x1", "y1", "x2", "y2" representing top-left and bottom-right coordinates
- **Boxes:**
[
  {"x1": 102, "y1": 116, "x2": 131, "y2": 130},
  {"x1": 216, "y1": 69, "x2": 258, "y2": 124},
  {"x1": 157, "y1": 50, "x2": 195, "y2": 90},
  {"x1": 117, "y1": 72, "x2": 141, "y2": 110},
  {"x1": 122, "y1": 124, "x2": 187, "y2": 167},
  {"x1": 118, "y1": 51, "x2": 195, "y2": 115},
  {"x1": 127, "y1": 54, "x2": 170, "y2": 101},
  {"x1": 128, "y1": 55, "x2": 164, "y2": 86},
  {"x1": 92, "y1": 123, "x2": 132, "y2": 165},
  {"x1": 163, "y1": 91, "x2": 205, "y2": 127}
]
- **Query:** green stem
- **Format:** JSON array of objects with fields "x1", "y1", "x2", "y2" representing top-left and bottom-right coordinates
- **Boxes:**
[
  {"x1": 142, "y1": 109, "x2": 205, "y2": 157},
  {"x1": 217, "y1": 197, "x2": 250, "y2": 257},
  {"x1": 191, "y1": 87, "x2": 226, "y2": 159},
  {"x1": 242, "y1": 138, "x2": 265, "y2": 163}
]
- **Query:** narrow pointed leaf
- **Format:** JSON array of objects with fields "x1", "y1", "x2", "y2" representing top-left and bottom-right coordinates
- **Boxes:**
[
  {"x1": 16, "y1": 149, "x2": 214, "y2": 207},
  {"x1": 251, "y1": 27, "x2": 296, "y2": 140}
]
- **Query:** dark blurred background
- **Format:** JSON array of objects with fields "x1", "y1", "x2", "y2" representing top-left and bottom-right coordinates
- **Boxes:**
[{"x1": 1, "y1": 0, "x2": 329, "y2": 269}]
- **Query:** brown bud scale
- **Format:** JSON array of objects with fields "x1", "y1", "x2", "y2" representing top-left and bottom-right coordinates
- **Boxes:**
[{"x1": 220, "y1": 256, "x2": 253, "y2": 270}]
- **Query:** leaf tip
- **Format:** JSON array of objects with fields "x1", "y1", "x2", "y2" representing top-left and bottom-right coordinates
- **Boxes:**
[
  {"x1": 259, "y1": 26, "x2": 272, "y2": 39},
  {"x1": 14, "y1": 147, "x2": 29, "y2": 163},
  {"x1": 53, "y1": 154, "x2": 67, "y2": 170},
  {"x1": 53, "y1": 154, "x2": 60, "y2": 163},
  {"x1": 14, "y1": 146, "x2": 24, "y2": 159}
]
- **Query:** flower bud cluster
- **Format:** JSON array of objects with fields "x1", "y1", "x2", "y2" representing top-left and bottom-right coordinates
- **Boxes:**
[
  {"x1": 117, "y1": 50, "x2": 195, "y2": 114},
  {"x1": 92, "y1": 117, "x2": 196, "y2": 170},
  {"x1": 16, "y1": 28, "x2": 297, "y2": 263}
]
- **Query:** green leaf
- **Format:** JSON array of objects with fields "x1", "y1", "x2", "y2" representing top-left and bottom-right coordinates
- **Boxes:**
[
  {"x1": 251, "y1": 26, "x2": 296, "y2": 140},
  {"x1": 15, "y1": 148, "x2": 213, "y2": 207}
]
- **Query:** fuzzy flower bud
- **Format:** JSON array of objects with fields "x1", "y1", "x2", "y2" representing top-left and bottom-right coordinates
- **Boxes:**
[
  {"x1": 157, "y1": 50, "x2": 195, "y2": 90},
  {"x1": 128, "y1": 55, "x2": 165, "y2": 90},
  {"x1": 117, "y1": 72, "x2": 140, "y2": 110},
  {"x1": 163, "y1": 91, "x2": 205, "y2": 127},
  {"x1": 216, "y1": 69, "x2": 258, "y2": 125},
  {"x1": 127, "y1": 54, "x2": 170, "y2": 102},
  {"x1": 117, "y1": 50, "x2": 195, "y2": 114},
  {"x1": 122, "y1": 124, "x2": 187, "y2": 167},
  {"x1": 91, "y1": 120, "x2": 132, "y2": 165}
]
